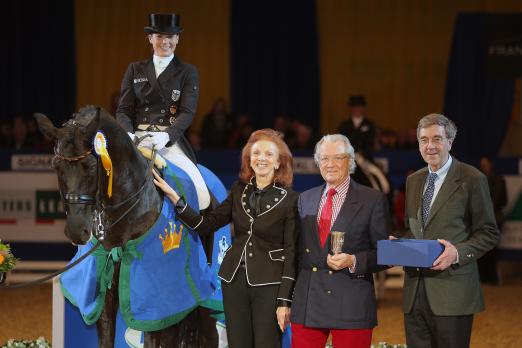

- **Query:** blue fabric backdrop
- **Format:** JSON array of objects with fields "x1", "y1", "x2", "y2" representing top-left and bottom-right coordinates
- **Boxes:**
[
  {"x1": 443, "y1": 13, "x2": 515, "y2": 158},
  {"x1": 1, "y1": 0, "x2": 76, "y2": 123},
  {"x1": 230, "y1": 0, "x2": 320, "y2": 130}
]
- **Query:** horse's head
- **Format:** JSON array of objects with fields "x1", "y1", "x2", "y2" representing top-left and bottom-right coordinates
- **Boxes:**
[{"x1": 35, "y1": 108, "x2": 101, "y2": 245}]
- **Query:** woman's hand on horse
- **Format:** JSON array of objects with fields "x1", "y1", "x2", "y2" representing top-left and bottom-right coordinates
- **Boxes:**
[{"x1": 152, "y1": 169, "x2": 180, "y2": 203}]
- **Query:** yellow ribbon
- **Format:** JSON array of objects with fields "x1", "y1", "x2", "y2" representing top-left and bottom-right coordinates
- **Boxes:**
[{"x1": 94, "y1": 132, "x2": 113, "y2": 198}]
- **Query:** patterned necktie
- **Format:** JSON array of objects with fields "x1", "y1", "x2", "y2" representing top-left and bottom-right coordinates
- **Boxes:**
[
  {"x1": 318, "y1": 188, "x2": 336, "y2": 247},
  {"x1": 422, "y1": 173, "x2": 438, "y2": 227}
]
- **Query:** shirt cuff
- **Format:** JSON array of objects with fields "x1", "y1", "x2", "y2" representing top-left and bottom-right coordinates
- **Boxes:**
[
  {"x1": 453, "y1": 250, "x2": 459, "y2": 264},
  {"x1": 348, "y1": 255, "x2": 357, "y2": 273},
  {"x1": 277, "y1": 299, "x2": 291, "y2": 308}
]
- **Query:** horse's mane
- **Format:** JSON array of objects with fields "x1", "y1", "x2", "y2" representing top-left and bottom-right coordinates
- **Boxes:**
[{"x1": 64, "y1": 105, "x2": 137, "y2": 158}]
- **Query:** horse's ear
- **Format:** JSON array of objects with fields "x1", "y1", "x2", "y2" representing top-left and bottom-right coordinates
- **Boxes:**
[
  {"x1": 84, "y1": 107, "x2": 101, "y2": 141},
  {"x1": 34, "y1": 113, "x2": 58, "y2": 141}
]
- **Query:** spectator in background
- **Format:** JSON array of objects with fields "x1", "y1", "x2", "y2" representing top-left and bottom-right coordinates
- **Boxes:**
[
  {"x1": 397, "y1": 128, "x2": 418, "y2": 150},
  {"x1": 378, "y1": 128, "x2": 399, "y2": 151},
  {"x1": 0, "y1": 120, "x2": 14, "y2": 148},
  {"x1": 478, "y1": 156, "x2": 507, "y2": 284},
  {"x1": 200, "y1": 97, "x2": 235, "y2": 148},
  {"x1": 25, "y1": 117, "x2": 50, "y2": 150},
  {"x1": 228, "y1": 113, "x2": 254, "y2": 149},
  {"x1": 13, "y1": 115, "x2": 31, "y2": 150},
  {"x1": 273, "y1": 114, "x2": 295, "y2": 146},
  {"x1": 188, "y1": 129, "x2": 202, "y2": 151},
  {"x1": 338, "y1": 95, "x2": 376, "y2": 158},
  {"x1": 290, "y1": 121, "x2": 314, "y2": 150}
]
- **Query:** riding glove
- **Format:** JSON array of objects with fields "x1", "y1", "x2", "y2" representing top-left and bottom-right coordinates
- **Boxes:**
[{"x1": 148, "y1": 132, "x2": 170, "y2": 150}]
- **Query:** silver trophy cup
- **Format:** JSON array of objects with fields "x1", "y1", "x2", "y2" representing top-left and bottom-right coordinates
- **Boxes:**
[{"x1": 330, "y1": 231, "x2": 345, "y2": 254}]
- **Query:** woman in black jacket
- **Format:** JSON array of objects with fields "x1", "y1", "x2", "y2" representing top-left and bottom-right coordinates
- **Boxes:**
[{"x1": 153, "y1": 129, "x2": 298, "y2": 348}]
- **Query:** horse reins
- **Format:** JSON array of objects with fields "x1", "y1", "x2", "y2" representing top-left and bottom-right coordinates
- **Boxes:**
[{"x1": 1, "y1": 140, "x2": 157, "y2": 289}]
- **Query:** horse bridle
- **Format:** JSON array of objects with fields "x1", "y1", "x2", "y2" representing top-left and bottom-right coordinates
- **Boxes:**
[
  {"x1": 57, "y1": 145, "x2": 157, "y2": 242},
  {"x1": 0, "y1": 144, "x2": 157, "y2": 290}
]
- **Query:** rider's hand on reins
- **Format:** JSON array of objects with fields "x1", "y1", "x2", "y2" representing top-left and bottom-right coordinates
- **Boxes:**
[{"x1": 152, "y1": 169, "x2": 180, "y2": 204}]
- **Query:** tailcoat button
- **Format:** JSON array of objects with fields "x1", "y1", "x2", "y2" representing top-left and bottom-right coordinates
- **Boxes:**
[{"x1": 312, "y1": 267, "x2": 317, "y2": 272}]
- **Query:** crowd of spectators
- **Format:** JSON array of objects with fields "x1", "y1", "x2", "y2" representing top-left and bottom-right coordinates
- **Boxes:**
[
  {"x1": 192, "y1": 98, "x2": 317, "y2": 151},
  {"x1": 0, "y1": 115, "x2": 52, "y2": 150}
]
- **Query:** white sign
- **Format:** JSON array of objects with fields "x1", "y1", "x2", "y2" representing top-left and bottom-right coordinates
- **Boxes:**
[
  {"x1": 11, "y1": 154, "x2": 53, "y2": 171},
  {"x1": 293, "y1": 157, "x2": 320, "y2": 175},
  {"x1": 0, "y1": 172, "x2": 67, "y2": 242}
]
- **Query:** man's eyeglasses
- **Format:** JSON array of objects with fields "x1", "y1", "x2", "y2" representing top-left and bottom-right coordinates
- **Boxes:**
[
  {"x1": 418, "y1": 136, "x2": 446, "y2": 146},
  {"x1": 319, "y1": 155, "x2": 348, "y2": 164}
]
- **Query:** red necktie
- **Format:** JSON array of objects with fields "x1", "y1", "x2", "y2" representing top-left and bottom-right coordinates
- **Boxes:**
[{"x1": 318, "y1": 188, "x2": 336, "y2": 247}]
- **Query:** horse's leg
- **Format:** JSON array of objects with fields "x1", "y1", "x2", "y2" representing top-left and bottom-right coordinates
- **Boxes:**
[
  {"x1": 96, "y1": 262, "x2": 121, "y2": 348},
  {"x1": 195, "y1": 307, "x2": 219, "y2": 348},
  {"x1": 144, "y1": 324, "x2": 179, "y2": 348},
  {"x1": 175, "y1": 307, "x2": 218, "y2": 348}
]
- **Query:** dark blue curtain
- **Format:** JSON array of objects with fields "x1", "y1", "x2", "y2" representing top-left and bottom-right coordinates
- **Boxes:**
[
  {"x1": 230, "y1": 0, "x2": 320, "y2": 129},
  {"x1": 444, "y1": 13, "x2": 515, "y2": 158},
  {"x1": 1, "y1": 0, "x2": 76, "y2": 124}
]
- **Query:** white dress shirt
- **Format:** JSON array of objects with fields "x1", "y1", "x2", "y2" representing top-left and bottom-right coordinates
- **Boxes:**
[{"x1": 153, "y1": 54, "x2": 174, "y2": 77}]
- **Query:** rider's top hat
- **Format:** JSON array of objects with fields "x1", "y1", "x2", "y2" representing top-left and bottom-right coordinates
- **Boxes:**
[
  {"x1": 348, "y1": 95, "x2": 367, "y2": 107},
  {"x1": 144, "y1": 14, "x2": 183, "y2": 35}
]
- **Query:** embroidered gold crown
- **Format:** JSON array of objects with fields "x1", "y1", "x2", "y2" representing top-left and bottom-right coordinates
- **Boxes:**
[{"x1": 159, "y1": 222, "x2": 183, "y2": 254}]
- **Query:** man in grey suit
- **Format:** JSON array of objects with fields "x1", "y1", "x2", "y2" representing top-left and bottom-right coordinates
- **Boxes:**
[
  {"x1": 291, "y1": 134, "x2": 390, "y2": 348},
  {"x1": 402, "y1": 114, "x2": 500, "y2": 347}
]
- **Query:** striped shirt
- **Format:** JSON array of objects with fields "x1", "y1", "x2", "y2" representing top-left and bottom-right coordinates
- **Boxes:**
[{"x1": 317, "y1": 176, "x2": 351, "y2": 226}]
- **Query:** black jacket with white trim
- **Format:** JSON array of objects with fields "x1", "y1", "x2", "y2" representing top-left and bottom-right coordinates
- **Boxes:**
[{"x1": 176, "y1": 178, "x2": 299, "y2": 303}]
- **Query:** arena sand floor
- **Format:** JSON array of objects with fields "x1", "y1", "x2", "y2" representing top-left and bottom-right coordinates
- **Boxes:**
[{"x1": 1, "y1": 276, "x2": 521, "y2": 347}]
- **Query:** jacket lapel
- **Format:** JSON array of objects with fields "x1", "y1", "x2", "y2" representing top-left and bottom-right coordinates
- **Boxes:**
[
  {"x1": 414, "y1": 167, "x2": 429, "y2": 239},
  {"x1": 425, "y1": 159, "x2": 461, "y2": 229},
  {"x1": 157, "y1": 57, "x2": 180, "y2": 102},
  {"x1": 307, "y1": 185, "x2": 324, "y2": 252},
  {"x1": 145, "y1": 59, "x2": 162, "y2": 96},
  {"x1": 331, "y1": 181, "x2": 362, "y2": 234}
]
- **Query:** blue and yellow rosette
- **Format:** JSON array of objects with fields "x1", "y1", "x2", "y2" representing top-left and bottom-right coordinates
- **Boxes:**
[{"x1": 93, "y1": 131, "x2": 113, "y2": 198}]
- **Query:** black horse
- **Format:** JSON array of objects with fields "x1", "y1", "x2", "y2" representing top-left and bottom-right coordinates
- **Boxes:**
[{"x1": 35, "y1": 106, "x2": 218, "y2": 347}]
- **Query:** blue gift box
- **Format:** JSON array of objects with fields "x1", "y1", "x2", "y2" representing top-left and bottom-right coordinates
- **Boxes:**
[{"x1": 377, "y1": 239, "x2": 444, "y2": 268}]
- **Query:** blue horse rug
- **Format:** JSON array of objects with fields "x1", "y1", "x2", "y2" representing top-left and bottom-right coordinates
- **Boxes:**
[{"x1": 60, "y1": 161, "x2": 229, "y2": 332}]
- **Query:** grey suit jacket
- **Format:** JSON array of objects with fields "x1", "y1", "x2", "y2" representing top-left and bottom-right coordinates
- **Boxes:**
[
  {"x1": 291, "y1": 180, "x2": 390, "y2": 329},
  {"x1": 403, "y1": 158, "x2": 500, "y2": 315}
]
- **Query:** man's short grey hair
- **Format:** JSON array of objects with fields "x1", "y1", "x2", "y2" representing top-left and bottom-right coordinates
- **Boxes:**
[
  {"x1": 417, "y1": 113, "x2": 458, "y2": 141},
  {"x1": 314, "y1": 134, "x2": 357, "y2": 174}
]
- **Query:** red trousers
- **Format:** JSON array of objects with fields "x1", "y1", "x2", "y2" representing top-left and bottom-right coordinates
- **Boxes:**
[{"x1": 291, "y1": 323, "x2": 372, "y2": 348}]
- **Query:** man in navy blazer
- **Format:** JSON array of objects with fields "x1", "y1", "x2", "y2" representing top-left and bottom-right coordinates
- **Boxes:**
[{"x1": 291, "y1": 134, "x2": 391, "y2": 348}]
